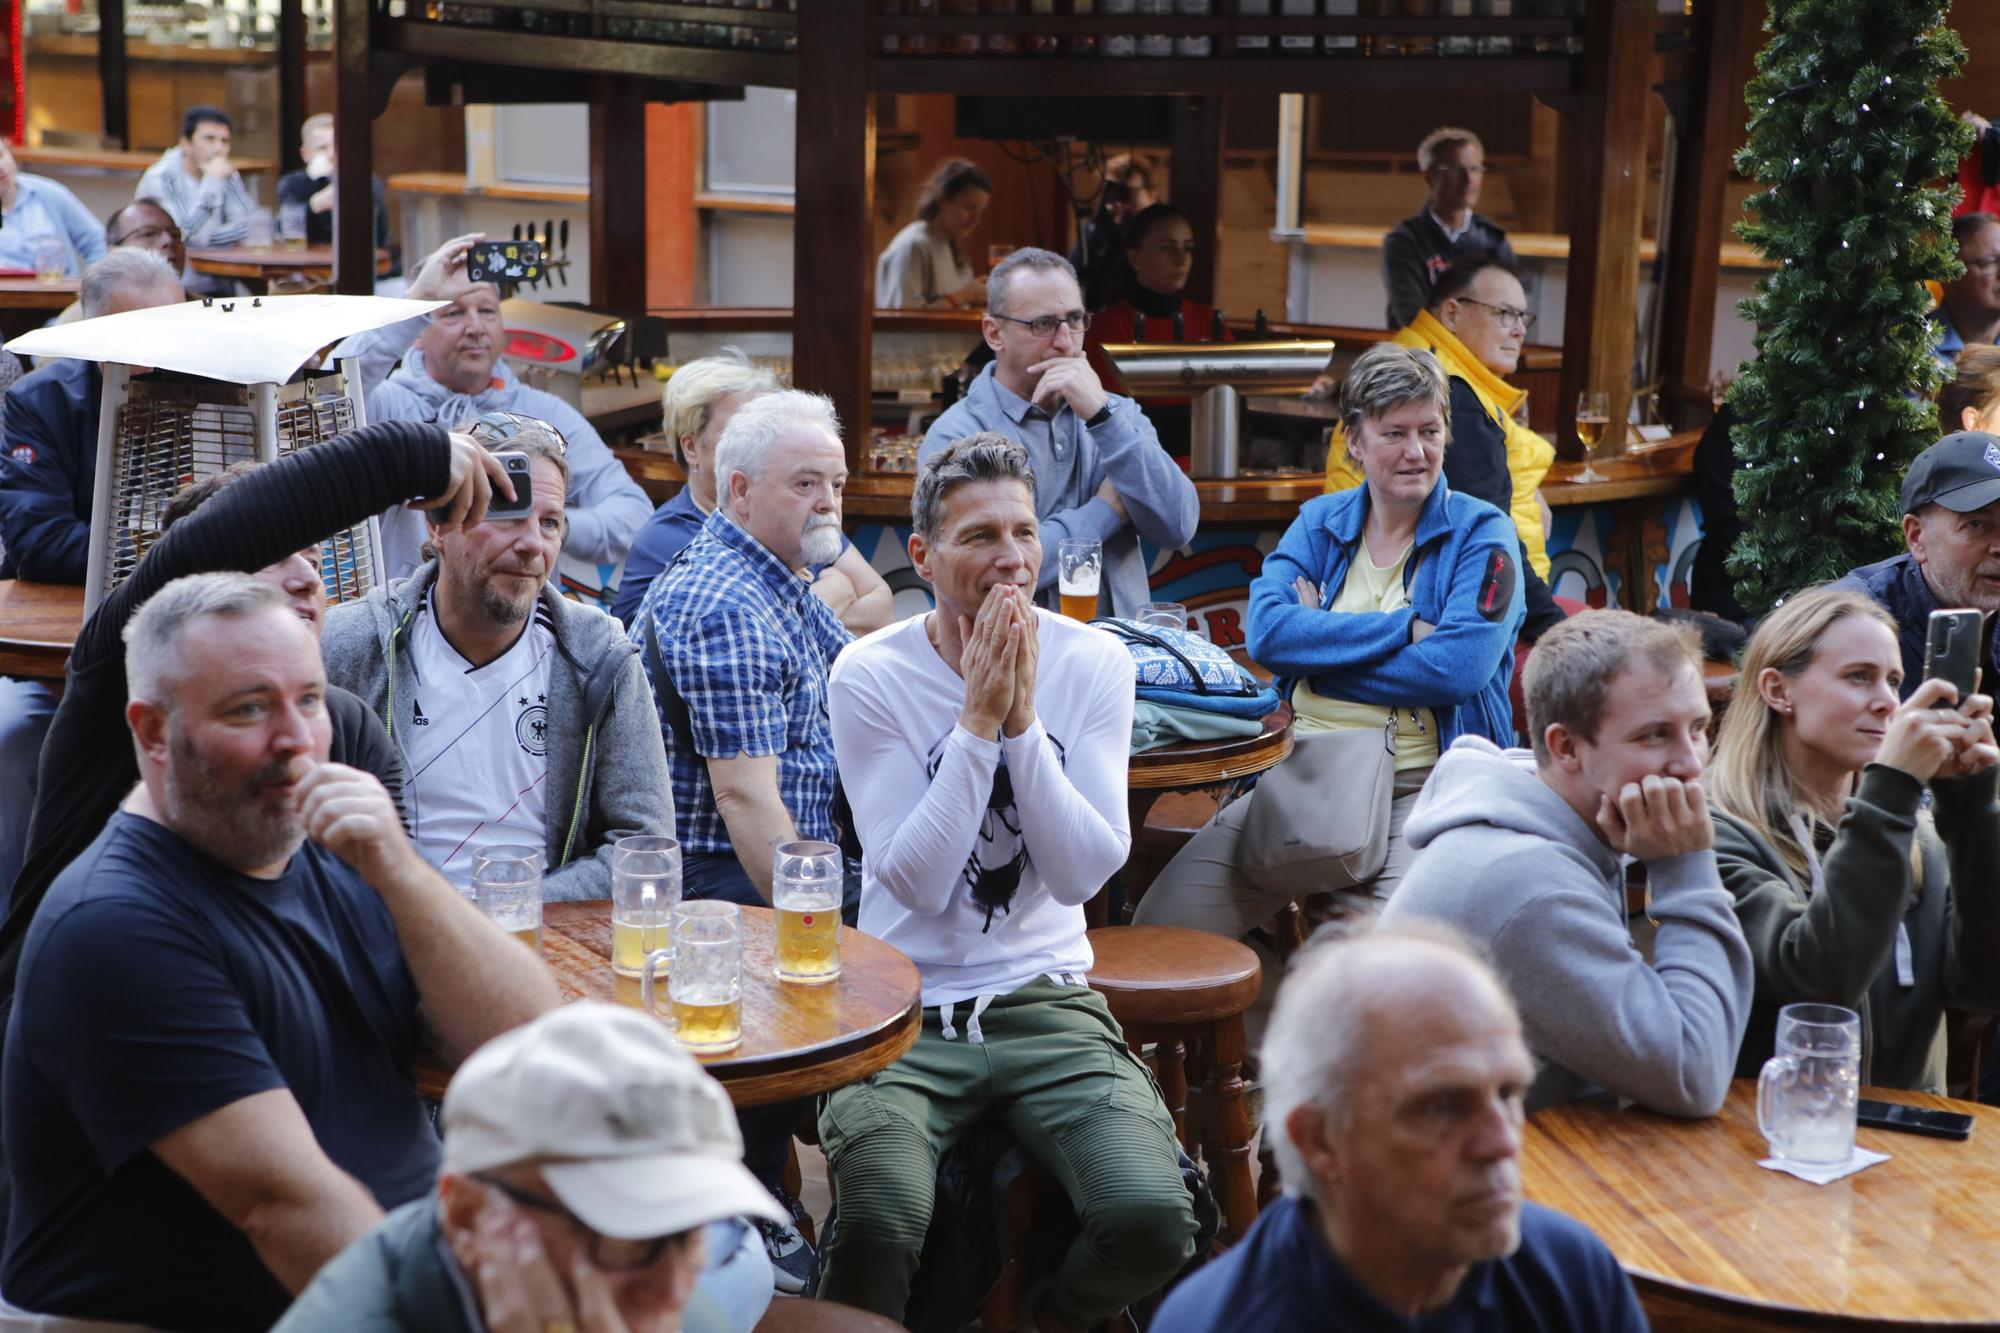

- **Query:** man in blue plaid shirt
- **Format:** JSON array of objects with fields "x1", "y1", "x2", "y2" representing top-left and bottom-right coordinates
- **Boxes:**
[{"x1": 628, "y1": 387, "x2": 853, "y2": 1295}]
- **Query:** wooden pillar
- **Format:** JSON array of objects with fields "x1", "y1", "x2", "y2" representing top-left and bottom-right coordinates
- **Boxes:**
[
  {"x1": 278, "y1": 0, "x2": 308, "y2": 172},
  {"x1": 646, "y1": 103, "x2": 700, "y2": 310},
  {"x1": 589, "y1": 76, "x2": 650, "y2": 310},
  {"x1": 97, "y1": 0, "x2": 129, "y2": 147},
  {"x1": 329, "y1": 0, "x2": 374, "y2": 294},
  {"x1": 1171, "y1": 95, "x2": 1225, "y2": 309},
  {"x1": 794, "y1": 1, "x2": 876, "y2": 471},
  {"x1": 1656, "y1": 0, "x2": 1761, "y2": 423},
  {"x1": 1558, "y1": 0, "x2": 1653, "y2": 458}
]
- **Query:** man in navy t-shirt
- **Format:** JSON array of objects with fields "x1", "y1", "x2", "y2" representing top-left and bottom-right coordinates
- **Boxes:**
[
  {"x1": 1154, "y1": 926, "x2": 1647, "y2": 1332},
  {"x1": 0, "y1": 573, "x2": 559, "y2": 1332}
]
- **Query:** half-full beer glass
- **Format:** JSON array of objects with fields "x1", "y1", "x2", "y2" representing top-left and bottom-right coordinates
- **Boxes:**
[
  {"x1": 662, "y1": 901, "x2": 742, "y2": 1053},
  {"x1": 773, "y1": 840, "x2": 842, "y2": 984},
  {"x1": 1756, "y1": 1003, "x2": 1861, "y2": 1166},
  {"x1": 471, "y1": 844, "x2": 542, "y2": 953},
  {"x1": 611, "y1": 836, "x2": 680, "y2": 978},
  {"x1": 1058, "y1": 538, "x2": 1102, "y2": 621}
]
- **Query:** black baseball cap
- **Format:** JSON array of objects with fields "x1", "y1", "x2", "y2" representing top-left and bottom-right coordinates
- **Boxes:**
[{"x1": 1901, "y1": 431, "x2": 2000, "y2": 515}]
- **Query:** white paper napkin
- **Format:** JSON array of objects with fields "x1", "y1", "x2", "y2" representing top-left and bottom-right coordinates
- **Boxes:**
[{"x1": 1757, "y1": 1145, "x2": 1890, "y2": 1184}]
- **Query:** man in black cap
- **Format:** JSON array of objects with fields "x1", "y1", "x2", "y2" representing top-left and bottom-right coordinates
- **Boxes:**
[{"x1": 1834, "y1": 430, "x2": 2000, "y2": 698}]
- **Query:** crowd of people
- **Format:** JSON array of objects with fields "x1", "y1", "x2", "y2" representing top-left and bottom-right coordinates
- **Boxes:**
[{"x1": 0, "y1": 104, "x2": 1998, "y2": 1333}]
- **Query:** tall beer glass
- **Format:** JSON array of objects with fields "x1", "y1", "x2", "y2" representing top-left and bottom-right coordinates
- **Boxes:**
[
  {"x1": 612, "y1": 836, "x2": 680, "y2": 978},
  {"x1": 659, "y1": 901, "x2": 742, "y2": 1053},
  {"x1": 773, "y1": 840, "x2": 842, "y2": 984},
  {"x1": 471, "y1": 844, "x2": 542, "y2": 953},
  {"x1": 1756, "y1": 1003, "x2": 1861, "y2": 1166},
  {"x1": 1058, "y1": 538, "x2": 1102, "y2": 621}
]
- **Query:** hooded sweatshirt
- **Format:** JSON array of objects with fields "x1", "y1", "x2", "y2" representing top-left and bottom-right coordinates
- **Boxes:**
[
  {"x1": 1383, "y1": 737, "x2": 1754, "y2": 1117},
  {"x1": 337, "y1": 314, "x2": 651, "y2": 574}
]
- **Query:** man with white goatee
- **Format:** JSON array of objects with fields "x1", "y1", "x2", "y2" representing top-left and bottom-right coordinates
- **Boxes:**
[{"x1": 627, "y1": 389, "x2": 854, "y2": 1293}]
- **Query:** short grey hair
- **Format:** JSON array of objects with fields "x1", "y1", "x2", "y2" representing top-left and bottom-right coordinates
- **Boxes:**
[
  {"x1": 711, "y1": 389, "x2": 841, "y2": 487},
  {"x1": 1263, "y1": 920, "x2": 1516, "y2": 1201},
  {"x1": 662, "y1": 349, "x2": 779, "y2": 466},
  {"x1": 124, "y1": 572, "x2": 288, "y2": 708},
  {"x1": 987, "y1": 247, "x2": 1077, "y2": 319},
  {"x1": 1338, "y1": 342, "x2": 1453, "y2": 441},
  {"x1": 81, "y1": 247, "x2": 182, "y2": 318},
  {"x1": 1417, "y1": 125, "x2": 1484, "y2": 172},
  {"x1": 912, "y1": 433, "x2": 1036, "y2": 540}
]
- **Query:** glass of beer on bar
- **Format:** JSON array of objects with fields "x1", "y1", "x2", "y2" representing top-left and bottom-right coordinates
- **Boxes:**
[
  {"x1": 659, "y1": 901, "x2": 743, "y2": 1054},
  {"x1": 1058, "y1": 538, "x2": 1102, "y2": 621},
  {"x1": 1572, "y1": 389, "x2": 1613, "y2": 484},
  {"x1": 773, "y1": 840, "x2": 843, "y2": 984},
  {"x1": 471, "y1": 844, "x2": 542, "y2": 953},
  {"x1": 612, "y1": 836, "x2": 680, "y2": 978}
]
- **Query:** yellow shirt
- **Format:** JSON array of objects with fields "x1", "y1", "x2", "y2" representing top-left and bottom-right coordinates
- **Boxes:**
[{"x1": 1291, "y1": 540, "x2": 1441, "y2": 772}]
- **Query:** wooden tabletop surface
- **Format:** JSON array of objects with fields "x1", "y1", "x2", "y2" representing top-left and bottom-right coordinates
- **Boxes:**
[
  {"x1": 420, "y1": 901, "x2": 921, "y2": 1109},
  {"x1": 1525, "y1": 1079, "x2": 2000, "y2": 1327},
  {"x1": 186, "y1": 246, "x2": 393, "y2": 278},
  {"x1": 0, "y1": 581, "x2": 82, "y2": 679},
  {"x1": 0, "y1": 277, "x2": 81, "y2": 310},
  {"x1": 1130, "y1": 702, "x2": 1293, "y2": 792},
  {"x1": 1543, "y1": 433, "x2": 1699, "y2": 507}
]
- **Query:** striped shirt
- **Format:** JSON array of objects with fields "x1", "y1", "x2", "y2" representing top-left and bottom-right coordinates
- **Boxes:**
[
  {"x1": 135, "y1": 147, "x2": 255, "y2": 293},
  {"x1": 633, "y1": 508, "x2": 850, "y2": 854}
]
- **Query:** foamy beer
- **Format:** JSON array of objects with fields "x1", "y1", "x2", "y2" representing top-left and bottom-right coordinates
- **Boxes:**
[
  {"x1": 1058, "y1": 537, "x2": 1102, "y2": 621},
  {"x1": 612, "y1": 835, "x2": 681, "y2": 978},
  {"x1": 645, "y1": 900, "x2": 742, "y2": 1054},
  {"x1": 471, "y1": 843, "x2": 542, "y2": 954},
  {"x1": 773, "y1": 840, "x2": 843, "y2": 984}
]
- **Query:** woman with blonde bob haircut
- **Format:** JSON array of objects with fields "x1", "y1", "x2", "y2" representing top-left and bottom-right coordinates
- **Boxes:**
[{"x1": 1708, "y1": 585, "x2": 2000, "y2": 1091}]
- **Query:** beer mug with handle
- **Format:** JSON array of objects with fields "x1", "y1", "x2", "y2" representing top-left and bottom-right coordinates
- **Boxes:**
[{"x1": 1757, "y1": 1003, "x2": 1861, "y2": 1166}]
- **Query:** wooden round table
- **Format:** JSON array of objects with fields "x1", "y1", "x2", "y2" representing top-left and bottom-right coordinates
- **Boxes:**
[
  {"x1": 0, "y1": 277, "x2": 80, "y2": 310},
  {"x1": 1525, "y1": 1079, "x2": 2000, "y2": 1328},
  {"x1": 0, "y1": 581, "x2": 82, "y2": 680},
  {"x1": 186, "y1": 245, "x2": 393, "y2": 291},
  {"x1": 422, "y1": 901, "x2": 921, "y2": 1108}
]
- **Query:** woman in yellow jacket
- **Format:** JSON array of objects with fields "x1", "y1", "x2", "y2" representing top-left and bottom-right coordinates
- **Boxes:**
[{"x1": 1323, "y1": 255, "x2": 1563, "y2": 638}]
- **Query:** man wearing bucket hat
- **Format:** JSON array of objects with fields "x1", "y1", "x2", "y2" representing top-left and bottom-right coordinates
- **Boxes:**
[
  {"x1": 1835, "y1": 429, "x2": 2000, "y2": 699},
  {"x1": 274, "y1": 1003, "x2": 786, "y2": 1333}
]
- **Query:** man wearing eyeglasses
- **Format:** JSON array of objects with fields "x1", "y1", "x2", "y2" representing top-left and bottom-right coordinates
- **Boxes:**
[
  {"x1": 275, "y1": 1004, "x2": 784, "y2": 1333},
  {"x1": 106, "y1": 198, "x2": 189, "y2": 280},
  {"x1": 1934, "y1": 212, "x2": 2000, "y2": 370},
  {"x1": 1381, "y1": 127, "x2": 1516, "y2": 331},
  {"x1": 920, "y1": 247, "x2": 1198, "y2": 620},
  {"x1": 1326, "y1": 256, "x2": 1563, "y2": 645}
]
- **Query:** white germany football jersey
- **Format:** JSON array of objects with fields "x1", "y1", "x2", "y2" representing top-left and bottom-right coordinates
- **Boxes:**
[{"x1": 405, "y1": 594, "x2": 557, "y2": 891}]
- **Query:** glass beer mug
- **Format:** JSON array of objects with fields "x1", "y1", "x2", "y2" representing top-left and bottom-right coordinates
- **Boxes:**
[{"x1": 1757, "y1": 1003, "x2": 1861, "y2": 1166}]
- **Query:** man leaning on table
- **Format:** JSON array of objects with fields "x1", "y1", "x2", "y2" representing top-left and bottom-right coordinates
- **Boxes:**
[
  {"x1": 1156, "y1": 924, "x2": 1647, "y2": 1331},
  {"x1": 819, "y1": 434, "x2": 1197, "y2": 1330},
  {"x1": 135, "y1": 105, "x2": 257, "y2": 298},
  {"x1": 0, "y1": 573, "x2": 559, "y2": 1331},
  {"x1": 920, "y1": 247, "x2": 1198, "y2": 619},
  {"x1": 1382, "y1": 610, "x2": 1754, "y2": 1118}
]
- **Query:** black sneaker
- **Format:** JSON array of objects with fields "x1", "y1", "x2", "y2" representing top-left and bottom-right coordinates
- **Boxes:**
[{"x1": 756, "y1": 1214, "x2": 818, "y2": 1295}]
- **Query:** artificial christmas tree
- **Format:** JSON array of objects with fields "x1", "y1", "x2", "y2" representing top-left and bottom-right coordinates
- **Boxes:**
[{"x1": 1728, "y1": 0, "x2": 1969, "y2": 614}]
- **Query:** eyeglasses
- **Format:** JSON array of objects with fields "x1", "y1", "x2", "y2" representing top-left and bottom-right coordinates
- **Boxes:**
[
  {"x1": 1964, "y1": 256, "x2": 2000, "y2": 275},
  {"x1": 472, "y1": 1174, "x2": 693, "y2": 1272},
  {"x1": 992, "y1": 310, "x2": 1091, "y2": 338},
  {"x1": 1453, "y1": 297, "x2": 1536, "y2": 332},
  {"x1": 469, "y1": 409, "x2": 568, "y2": 454},
  {"x1": 109, "y1": 223, "x2": 183, "y2": 248},
  {"x1": 1427, "y1": 163, "x2": 1487, "y2": 180}
]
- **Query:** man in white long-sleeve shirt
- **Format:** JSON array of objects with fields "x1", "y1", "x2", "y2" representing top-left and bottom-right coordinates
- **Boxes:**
[{"x1": 820, "y1": 433, "x2": 1196, "y2": 1331}]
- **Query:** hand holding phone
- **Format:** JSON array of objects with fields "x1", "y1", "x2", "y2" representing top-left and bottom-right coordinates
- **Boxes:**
[
  {"x1": 466, "y1": 239, "x2": 545, "y2": 286},
  {"x1": 485, "y1": 452, "x2": 534, "y2": 520},
  {"x1": 1923, "y1": 609, "x2": 1983, "y2": 709}
]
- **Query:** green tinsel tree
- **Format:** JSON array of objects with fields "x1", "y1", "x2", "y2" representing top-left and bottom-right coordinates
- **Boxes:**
[{"x1": 1727, "y1": 0, "x2": 1970, "y2": 614}]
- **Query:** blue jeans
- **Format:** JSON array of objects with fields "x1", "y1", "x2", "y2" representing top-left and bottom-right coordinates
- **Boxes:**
[
  {"x1": 0, "y1": 677, "x2": 57, "y2": 906},
  {"x1": 681, "y1": 850, "x2": 766, "y2": 907}
]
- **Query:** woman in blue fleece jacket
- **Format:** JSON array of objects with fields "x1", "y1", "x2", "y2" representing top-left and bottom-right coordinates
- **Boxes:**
[{"x1": 1136, "y1": 345, "x2": 1525, "y2": 1011}]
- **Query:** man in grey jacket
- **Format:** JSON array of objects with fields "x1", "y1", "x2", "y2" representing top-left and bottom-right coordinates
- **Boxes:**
[
  {"x1": 322, "y1": 419, "x2": 673, "y2": 902},
  {"x1": 921, "y1": 247, "x2": 1198, "y2": 618},
  {"x1": 1383, "y1": 610, "x2": 1753, "y2": 1117}
]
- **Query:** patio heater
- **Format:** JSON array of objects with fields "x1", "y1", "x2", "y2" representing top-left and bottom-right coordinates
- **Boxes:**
[
  {"x1": 1102, "y1": 340, "x2": 1334, "y2": 479},
  {"x1": 6, "y1": 294, "x2": 445, "y2": 616}
]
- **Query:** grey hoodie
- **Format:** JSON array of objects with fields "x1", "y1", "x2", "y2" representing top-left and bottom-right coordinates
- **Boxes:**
[
  {"x1": 321, "y1": 562, "x2": 674, "y2": 901},
  {"x1": 1383, "y1": 736, "x2": 1753, "y2": 1117}
]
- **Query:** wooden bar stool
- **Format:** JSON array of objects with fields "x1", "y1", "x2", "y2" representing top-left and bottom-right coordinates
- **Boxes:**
[
  {"x1": 754, "y1": 1297, "x2": 903, "y2": 1330},
  {"x1": 1085, "y1": 925, "x2": 1261, "y2": 1243}
]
